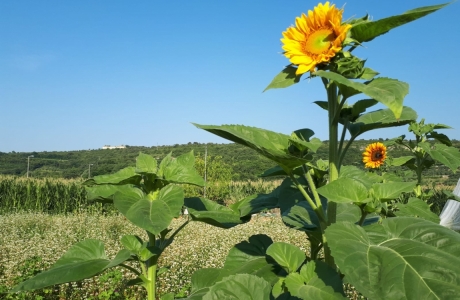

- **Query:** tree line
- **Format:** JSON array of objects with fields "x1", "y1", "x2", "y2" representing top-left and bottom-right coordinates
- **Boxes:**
[{"x1": 1, "y1": 140, "x2": 460, "y2": 184}]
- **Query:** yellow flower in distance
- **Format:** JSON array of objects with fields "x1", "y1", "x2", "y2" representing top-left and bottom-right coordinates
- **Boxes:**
[
  {"x1": 281, "y1": 2, "x2": 351, "y2": 75},
  {"x1": 362, "y1": 142, "x2": 387, "y2": 169}
]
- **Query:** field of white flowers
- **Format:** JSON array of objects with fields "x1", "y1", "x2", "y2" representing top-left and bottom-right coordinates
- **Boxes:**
[{"x1": 1, "y1": 212, "x2": 311, "y2": 299}]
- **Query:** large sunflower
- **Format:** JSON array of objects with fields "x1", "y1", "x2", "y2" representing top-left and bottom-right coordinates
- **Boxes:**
[
  {"x1": 362, "y1": 142, "x2": 387, "y2": 169},
  {"x1": 281, "y1": 2, "x2": 351, "y2": 75}
]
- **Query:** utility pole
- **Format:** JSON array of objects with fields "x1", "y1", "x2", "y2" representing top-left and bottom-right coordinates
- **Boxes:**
[
  {"x1": 88, "y1": 164, "x2": 94, "y2": 179},
  {"x1": 27, "y1": 155, "x2": 34, "y2": 178},
  {"x1": 203, "y1": 145, "x2": 207, "y2": 198}
]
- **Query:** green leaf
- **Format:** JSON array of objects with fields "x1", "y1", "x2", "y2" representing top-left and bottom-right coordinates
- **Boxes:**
[
  {"x1": 203, "y1": 274, "x2": 272, "y2": 300},
  {"x1": 231, "y1": 193, "x2": 279, "y2": 217},
  {"x1": 193, "y1": 124, "x2": 310, "y2": 171},
  {"x1": 120, "y1": 235, "x2": 144, "y2": 253},
  {"x1": 85, "y1": 185, "x2": 135, "y2": 203},
  {"x1": 325, "y1": 218, "x2": 460, "y2": 300},
  {"x1": 428, "y1": 131, "x2": 452, "y2": 146},
  {"x1": 160, "y1": 293, "x2": 175, "y2": 300},
  {"x1": 284, "y1": 261, "x2": 346, "y2": 299},
  {"x1": 223, "y1": 234, "x2": 278, "y2": 284},
  {"x1": 371, "y1": 181, "x2": 416, "y2": 202},
  {"x1": 282, "y1": 201, "x2": 322, "y2": 232},
  {"x1": 184, "y1": 197, "x2": 244, "y2": 228},
  {"x1": 114, "y1": 185, "x2": 184, "y2": 235},
  {"x1": 158, "y1": 151, "x2": 205, "y2": 186},
  {"x1": 135, "y1": 152, "x2": 158, "y2": 174},
  {"x1": 339, "y1": 166, "x2": 382, "y2": 189},
  {"x1": 359, "y1": 67, "x2": 379, "y2": 80},
  {"x1": 419, "y1": 142, "x2": 460, "y2": 173},
  {"x1": 336, "y1": 203, "x2": 360, "y2": 223},
  {"x1": 350, "y1": 3, "x2": 449, "y2": 42},
  {"x1": 11, "y1": 240, "x2": 131, "y2": 292},
  {"x1": 264, "y1": 65, "x2": 301, "y2": 91},
  {"x1": 349, "y1": 107, "x2": 417, "y2": 138},
  {"x1": 315, "y1": 71, "x2": 409, "y2": 119},
  {"x1": 190, "y1": 268, "x2": 231, "y2": 295},
  {"x1": 266, "y1": 242, "x2": 306, "y2": 273},
  {"x1": 317, "y1": 178, "x2": 369, "y2": 204},
  {"x1": 84, "y1": 167, "x2": 141, "y2": 185},
  {"x1": 395, "y1": 197, "x2": 440, "y2": 223}
]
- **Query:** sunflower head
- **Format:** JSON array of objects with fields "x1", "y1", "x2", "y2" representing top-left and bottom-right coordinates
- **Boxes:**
[
  {"x1": 281, "y1": 2, "x2": 352, "y2": 75},
  {"x1": 362, "y1": 142, "x2": 387, "y2": 169}
]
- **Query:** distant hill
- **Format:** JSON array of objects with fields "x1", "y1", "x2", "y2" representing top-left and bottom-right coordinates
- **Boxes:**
[{"x1": 1, "y1": 140, "x2": 460, "y2": 184}]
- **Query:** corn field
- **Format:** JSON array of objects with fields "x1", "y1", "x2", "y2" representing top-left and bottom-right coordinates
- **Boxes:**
[{"x1": 0, "y1": 175, "x2": 91, "y2": 214}]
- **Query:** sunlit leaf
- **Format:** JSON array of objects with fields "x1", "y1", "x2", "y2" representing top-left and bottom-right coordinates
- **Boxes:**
[
  {"x1": 317, "y1": 178, "x2": 369, "y2": 203},
  {"x1": 193, "y1": 124, "x2": 311, "y2": 171},
  {"x1": 203, "y1": 274, "x2": 271, "y2": 300},
  {"x1": 266, "y1": 242, "x2": 306, "y2": 273},
  {"x1": 114, "y1": 185, "x2": 184, "y2": 235},
  {"x1": 419, "y1": 142, "x2": 460, "y2": 173},
  {"x1": 350, "y1": 3, "x2": 449, "y2": 42},
  {"x1": 315, "y1": 71, "x2": 409, "y2": 118},
  {"x1": 348, "y1": 107, "x2": 417, "y2": 138},
  {"x1": 264, "y1": 65, "x2": 301, "y2": 91},
  {"x1": 284, "y1": 261, "x2": 346, "y2": 299},
  {"x1": 325, "y1": 218, "x2": 460, "y2": 300},
  {"x1": 394, "y1": 197, "x2": 440, "y2": 223},
  {"x1": 11, "y1": 240, "x2": 131, "y2": 292},
  {"x1": 184, "y1": 197, "x2": 244, "y2": 228}
]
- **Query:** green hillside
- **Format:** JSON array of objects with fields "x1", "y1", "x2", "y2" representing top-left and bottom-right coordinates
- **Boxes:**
[{"x1": 2, "y1": 140, "x2": 460, "y2": 184}]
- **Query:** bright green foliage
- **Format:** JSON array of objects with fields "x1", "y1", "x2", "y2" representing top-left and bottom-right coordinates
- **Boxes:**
[
  {"x1": 202, "y1": 274, "x2": 271, "y2": 300},
  {"x1": 394, "y1": 197, "x2": 440, "y2": 223},
  {"x1": 284, "y1": 261, "x2": 346, "y2": 300},
  {"x1": 11, "y1": 240, "x2": 131, "y2": 292},
  {"x1": 326, "y1": 218, "x2": 460, "y2": 300},
  {"x1": 193, "y1": 124, "x2": 318, "y2": 171},
  {"x1": 350, "y1": 3, "x2": 450, "y2": 42}
]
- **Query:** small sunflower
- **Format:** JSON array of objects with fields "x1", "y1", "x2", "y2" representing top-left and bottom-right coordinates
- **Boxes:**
[
  {"x1": 281, "y1": 2, "x2": 351, "y2": 75},
  {"x1": 362, "y1": 142, "x2": 387, "y2": 169}
]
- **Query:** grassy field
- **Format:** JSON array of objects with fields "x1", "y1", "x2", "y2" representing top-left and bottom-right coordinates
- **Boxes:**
[{"x1": 0, "y1": 212, "x2": 311, "y2": 300}]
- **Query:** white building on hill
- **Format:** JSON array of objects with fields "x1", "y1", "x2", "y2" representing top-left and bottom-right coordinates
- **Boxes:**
[{"x1": 102, "y1": 145, "x2": 126, "y2": 149}]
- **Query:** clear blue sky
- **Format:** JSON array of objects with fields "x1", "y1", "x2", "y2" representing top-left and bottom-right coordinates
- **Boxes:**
[{"x1": 1, "y1": 1, "x2": 459, "y2": 152}]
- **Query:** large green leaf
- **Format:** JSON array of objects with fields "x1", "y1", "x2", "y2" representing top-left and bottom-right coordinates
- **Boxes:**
[
  {"x1": 85, "y1": 184, "x2": 136, "y2": 203},
  {"x1": 348, "y1": 107, "x2": 417, "y2": 138},
  {"x1": 135, "y1": 152, "x2": 158, "y2": 174},
  {"x1": 284, "y1": 261, "x2": 345, "y2": 300},
  {"x1": 317, "y1": 178, "x2": 370, "y2": 204},
  {"x1": 419, "y1": 142, "x2": 460, "y2": 173},
  {"x1": 315, "y1": 71, "x2": 409, "y2": 119},
  {"x1": 193, "y1": 124, "x2": 310, "y2": 171},
  {"x1": 282, "y1": 201, "x2": 322, "y2": 232},
  {"x1": 325, "y1": 218, "x2": 460, "y2": 300},
  {"x1": 394, "y1": 197, "x2": 440, "y2": 223},
  {"x1": 158, "y1": 151, "x2": 205, "y2": 186},
  {"x1": 189, "y1": 268, "x2": 231, "y2": 298},
  {"x1": 336, "y1": 203, "x2": 360, "y2": 223},
  {"x1": 203, "y1": 274, "x2": 271, "y2": 300},
  {"x1": 266, "y1": 242, "x2": 306, "y2": 274},
  {"x1": 184, "y1": 197, "x2": 244, "y2": 228},
  {"x1": 339, "y1": 166, "x2": 381, "y2": 189},
  {"x1": 114, "y1": 185, "x2": 184, "y2": 235},
  {"x1": 83, "y1": 167, "x2": 141, "y2": 185},
  {"x1": 11, "y1": 239, "x2": 131, "y2": 292},
  {"x1": 230, "y1": 193, "x2": 279, "y2": 218},
  {"x1": 264, "y1": 65, "x2": 301, "y2": 91},
  {"x1": 371, "y1": 181, "x2": 416, "y2": 202},
  {"x1": 350, "y1": 3, "x2": 449, "y2": 43}
]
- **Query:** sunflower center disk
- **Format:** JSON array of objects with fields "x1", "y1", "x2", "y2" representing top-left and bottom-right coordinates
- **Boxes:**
[
  {"x1": 371, "y1": 151, "x2": 383, "y2": 161},
  {"x1": 304, "y1": 29, "x2": 335, "y2": 54}
]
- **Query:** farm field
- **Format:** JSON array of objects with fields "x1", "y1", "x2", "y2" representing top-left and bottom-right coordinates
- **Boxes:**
[{"x1": 1, "y1": 212, "x2": 310, "y2": 299}]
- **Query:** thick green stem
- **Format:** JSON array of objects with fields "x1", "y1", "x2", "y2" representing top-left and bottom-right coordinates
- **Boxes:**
[
  {"x1": 325, "y1": 80, "x2": 339, "y2": 268},
  {"x1": 358, "y1": 205, "x2": 368, "y2": 226},
  {"x1": 302, "y1": 165, "x2": 322, "y2": 209},
  {"x1": 290, "y1": 175, "x2": 325, "y2": 223},
  {"x1": 146, "y1": 232, "x2": 157, "y2": 300}
]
